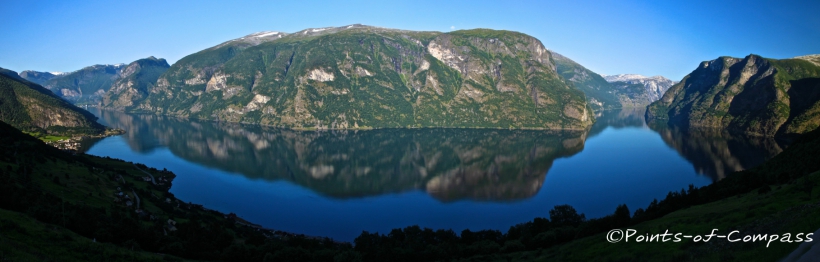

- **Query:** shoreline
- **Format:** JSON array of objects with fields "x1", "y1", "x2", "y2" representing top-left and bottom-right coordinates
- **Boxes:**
[
  {"x1": 41, "y1": 128, "x2": 125, "y2": 152},
  {"x1": 93, "y1": 106, "x2": 593, "y2": 131}
]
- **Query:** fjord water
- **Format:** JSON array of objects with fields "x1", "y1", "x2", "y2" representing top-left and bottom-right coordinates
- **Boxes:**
[{"x1": 84, "y1": 108, "x2": 782, "y2": 241}]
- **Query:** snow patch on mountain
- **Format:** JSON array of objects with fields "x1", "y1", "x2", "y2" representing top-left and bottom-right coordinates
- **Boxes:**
[
  {"x1": 603, "y1": 74, "x2": 654, "y2": 82},
  {"x1": 254, "y1": 32, "x2": 280, "y2": 38},
  {"x1": 212, "y1": 31, "x2": 288, "y2": 49}
]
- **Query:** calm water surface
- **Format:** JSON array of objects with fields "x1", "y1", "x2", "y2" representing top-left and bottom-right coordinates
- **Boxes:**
[{"x1": 84, "y1": 108, "x2": 782, "y2": 241}]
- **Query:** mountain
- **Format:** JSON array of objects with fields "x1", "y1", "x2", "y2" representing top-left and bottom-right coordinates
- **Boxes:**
[
  {"x1": 604, "y1": 74, "x2": 676, "y2": 107},
  {"x1": 101, "y1": 56, "x2": 170, "y2": 110},
  {"x1": 552, "y1": 52, "x2": 621, "y2": 111},
  {"x1": 646, "y1": 54, "x2": 820, "y2": 136},
  {"x1": 0, "y1": 68, "x2": 105, "y2": 135},
  {"x1": 41, "y1": 63, "x2": 126, "y2": 104},
  {"x1": 122, "y1": 25, "x2": 593, "y2": 129},
  {"x1": 18, "y1": 70, "x2": 64, "y2": 85}
]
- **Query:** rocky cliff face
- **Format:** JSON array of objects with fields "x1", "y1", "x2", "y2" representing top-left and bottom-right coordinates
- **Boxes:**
[
  {"x1": 41, "y1": 64, "x2": 126, "y2": 104},
  {"x1": 126, "y1": 25, "x2": 593, "y2": 129},
  {"x1": 646, "y1": 54, "x2": 820, "y2": 136},
  {"x1": 101, "y1": 57, "x2": 170, "y2": 110},
  {"x1": 604, "y1": 74, "x2": 676, "y2": 107},
  {"x1": 0, "y1": 69, "x2": 105, "y2": 134}
]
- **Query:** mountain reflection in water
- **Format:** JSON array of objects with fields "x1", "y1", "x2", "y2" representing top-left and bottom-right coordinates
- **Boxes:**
[
  {"x1": 588, "y1": 107, "x2": 784, "y2": 182},
  {"x1": 89, "y1": 109, "x2": 588, "y2": 201},
  {"x1": 648, "y1": 123, "x2": 784, "y2": 181}
]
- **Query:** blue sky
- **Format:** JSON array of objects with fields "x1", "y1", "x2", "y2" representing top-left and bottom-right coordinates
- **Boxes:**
[{"x1": 1, "y1": 0, "x2": 818, "y2": 80}]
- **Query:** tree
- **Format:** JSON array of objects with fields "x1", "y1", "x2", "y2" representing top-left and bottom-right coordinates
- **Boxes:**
[
  {"x1": 613, "y1": 204, "x2": 630, "y2": 228},
  {"x1": 549, "y1": 205, "x2": 585, "y2": 228}
]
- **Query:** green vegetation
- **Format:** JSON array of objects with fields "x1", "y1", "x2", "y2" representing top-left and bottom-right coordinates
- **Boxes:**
[
  {"x1": 0, "y1": 120, "x2": 355, "y2": 261},
  {"x1": 0, "y1": 72, "x2": 105, "y2": 136},
  {"x1": 552, "y1": 53, "x2": 621, "y2": 111},
  {"x1": 647, "y1": 54, "x2": 820, "y2": 136},
  {"x1": 127, "y1": 25, "x2": 593, "y2": 129},
  {"x1": 23, "y1": 131, "x2": 70, "y2": 142},
  {"x1": 0, "y1": 67, "x2": 28, "y2": 82},
  {"x1": 0, "y1": 208, "x2": 169, "y2": 261},
  {"x1": 460, "y1": 172, "x2": 820, "y2": 261}
]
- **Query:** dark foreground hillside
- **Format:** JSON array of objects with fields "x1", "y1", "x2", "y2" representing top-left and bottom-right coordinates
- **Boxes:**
[{"x1": 0, "y1": 120, "x2": 353, "y2": 261}]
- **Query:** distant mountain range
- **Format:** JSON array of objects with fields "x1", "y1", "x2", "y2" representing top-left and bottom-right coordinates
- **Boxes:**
[
  {"x1": 602, "y1": 74, "x2": 677, "y2": 108},
  {"x1": 20, "y1": 64, "x2": 128, "y2": 105},
  {"x1": 551, "y1": 54, "x2": 677, "y2": 111},
  {"x1": 17, "y1": 70, "x2": 65, "y2": 85}
]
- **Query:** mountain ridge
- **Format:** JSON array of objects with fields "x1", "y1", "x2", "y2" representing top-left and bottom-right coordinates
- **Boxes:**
[
  {"x1": 18, "y1": 70, "x2": 60, "y2": 85},
  {"x1": 110, "y1": 25, "x2": 594, "y2": 130}
]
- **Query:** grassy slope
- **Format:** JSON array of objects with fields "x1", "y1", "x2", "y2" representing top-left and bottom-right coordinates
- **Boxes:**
[
  {"x1": 0, "y1": 208, "x2": 170, "y2": 262},
  {"x1": 0, "y1": 120, "x2": 190, "y2": 260},
  {"x1": 1, "y1": 119, "x2": 353, "y2": 261},
  {"x1": 452, "y1": 172, "x2": 819, "y2": 262},
  {"x1": 534, "y1": 173, "x2": 819, "y2": 262}
]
